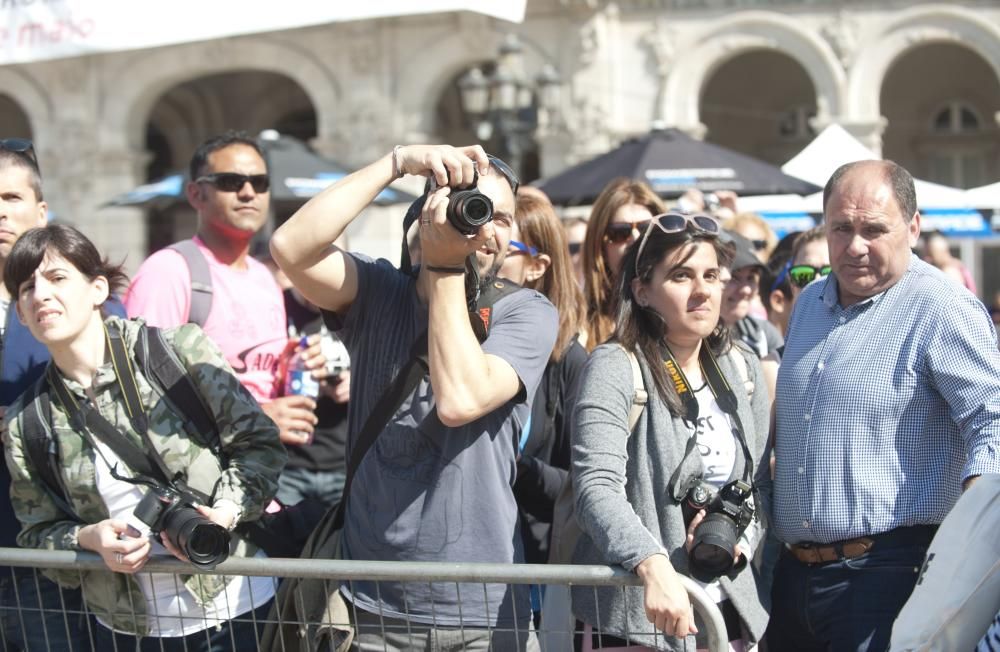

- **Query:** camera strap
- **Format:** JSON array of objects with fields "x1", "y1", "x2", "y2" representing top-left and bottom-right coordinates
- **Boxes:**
[
  {"x1": 46, "y1": 322, "x2": 207, "y2": 502},
  {"x1": 662, "y1": 342, "x2": 754, "y2": 486}
]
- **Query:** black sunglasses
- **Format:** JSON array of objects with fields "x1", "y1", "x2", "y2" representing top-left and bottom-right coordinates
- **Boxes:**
[
  {"x1": 787, "y1": 264, "x2": 832, "y2": 288},
  {"x1": 196, "y1": 173, "x2": 270, "y2": 193},
  {"x1": 604, "y1": 220, "x2": 651, "y2": 244},
  {"x1": 487, "y1": 154, "x2": 519, "y2": 196},
  {"x1": 1, "y1": 138, "x2": 39, "y2": 171},
  {"x1": 750, "y1": 238, "x2": 768, "y2": 251}
]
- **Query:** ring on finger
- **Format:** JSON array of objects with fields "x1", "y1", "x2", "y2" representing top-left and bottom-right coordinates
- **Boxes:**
[{"x1": 115, "y1": 552, "x2": 124, "y2": 564}]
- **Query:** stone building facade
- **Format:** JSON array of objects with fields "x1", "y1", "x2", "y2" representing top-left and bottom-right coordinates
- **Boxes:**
[{"x1": 1, "y1": 0, "x2": 998, "y2": 290}]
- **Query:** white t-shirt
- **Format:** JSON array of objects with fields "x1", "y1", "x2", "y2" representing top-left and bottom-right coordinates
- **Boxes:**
[
  {"x1": 91, "y1": 440, "x2": 275, "y2": 637},
  {"x1": 684, "y1": 384, "x2": 746, "y2": 603}
]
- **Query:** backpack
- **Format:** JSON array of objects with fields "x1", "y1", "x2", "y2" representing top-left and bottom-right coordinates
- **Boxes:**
[
  {"x1": 547, "y1": 345, "x2": 752, "y2": 565},
  {"x1": 19, "y1": 323, "x2": 321, "y2": 558},
  {"x1": 169, "y1": 240, "x2": 213, "y2": 326}
]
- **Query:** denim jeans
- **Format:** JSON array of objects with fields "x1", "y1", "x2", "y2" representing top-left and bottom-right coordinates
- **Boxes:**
[
  {"x1": 275, "y1": 466, "x2": 345, "y2": 511},
  {"x1": 0, "y1": 566, "x2": 91, "y2": 652},
  {"x1": 93, "y1": 600, "x2": 271, "y2": 652},
  {"x1": 766, "y1": 536, "x2": 928, "y2": 652}
]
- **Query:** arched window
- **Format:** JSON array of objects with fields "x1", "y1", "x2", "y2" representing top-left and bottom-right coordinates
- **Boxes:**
[{"x1": 925, "y1": 100, "x2": 987, "y2": 188}]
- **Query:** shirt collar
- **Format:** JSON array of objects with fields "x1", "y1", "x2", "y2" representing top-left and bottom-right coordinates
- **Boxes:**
[{"x1": 822, "y1": 253, "x2": 913, "y2": 310}]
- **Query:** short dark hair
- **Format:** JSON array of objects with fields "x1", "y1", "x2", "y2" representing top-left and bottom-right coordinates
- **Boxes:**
[
  {"x1": 188, "y1": 131, "x2": 265, "y2": 181},
  {"x1": 0, "y1": 149, "x2": 43, "y2": 202},
  {"x1": 823, "y1": 160, "x2": 917, "y2": 222},
  {"x1": 4, "y1": 224, "x2": 128, "y2": 299}
]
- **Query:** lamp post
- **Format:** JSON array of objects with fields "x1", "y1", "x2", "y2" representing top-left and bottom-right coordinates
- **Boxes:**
[{"x1": 457, "y1": 34, "x2": 562, "y2": 180}]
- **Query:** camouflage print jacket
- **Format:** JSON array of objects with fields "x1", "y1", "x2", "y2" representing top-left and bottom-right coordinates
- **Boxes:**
[{"x1": 2, "y1": 316, "x2": 285, "y2": 635}]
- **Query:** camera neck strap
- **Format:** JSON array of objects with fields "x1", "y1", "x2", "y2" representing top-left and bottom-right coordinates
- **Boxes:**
[
  {"x1": 47, "y1": 322, "x2": 204, "y2": 501},
  {"x1": 662, "y1": 342, "x2": 754, "y2": 485}
]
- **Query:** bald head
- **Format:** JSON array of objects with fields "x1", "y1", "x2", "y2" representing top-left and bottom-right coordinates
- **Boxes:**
[{"x1": 823, "y1": 160, "x2": 916, "y2": 223}]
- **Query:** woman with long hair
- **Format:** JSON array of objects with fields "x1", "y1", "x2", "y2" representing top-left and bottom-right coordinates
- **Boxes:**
[
  {"x1": 3, "y1": 225, "x2": 284, "y2": 651},
  {"x1": 571, "y1": 213, "x2": 771, "y2": 651},
  {"x1": 500, "y1": 189, "x2": 587, "y2": 563},
  {"x1": 581, "y1": 178, "x2": 665, "y2": 350}
]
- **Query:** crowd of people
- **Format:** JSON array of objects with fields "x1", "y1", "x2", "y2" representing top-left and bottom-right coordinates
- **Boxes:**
[{"x1": 0, "y1": 131, "x2": 997, "y2": 652}]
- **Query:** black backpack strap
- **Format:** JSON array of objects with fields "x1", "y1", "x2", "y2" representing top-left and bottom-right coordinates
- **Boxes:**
[
  {"x1": 469, "y1": 278, "x2": 522, "y2": 342},
  {"x1": 332, "y1": 333, "x2": 429, "y2": 530},
  {"x1": 21, "y1": 378, "x2": 79, "y2": 519},
  {"x1": 169, "y1": 239, "x2": 213, "y2": 327},
  {"x1": 134, "y1": 324, "x2": 221, "y2": 454}
]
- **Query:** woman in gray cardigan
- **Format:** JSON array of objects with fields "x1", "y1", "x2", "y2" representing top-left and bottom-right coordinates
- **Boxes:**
[{"x1": 571, "y1": 215, "x2": 771, "y2": 651}]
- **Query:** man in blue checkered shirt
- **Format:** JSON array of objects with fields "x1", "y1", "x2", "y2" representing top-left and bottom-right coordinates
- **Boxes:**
[{"x1": 766, "y1": 160, "x2": 1000, "y2": 652}]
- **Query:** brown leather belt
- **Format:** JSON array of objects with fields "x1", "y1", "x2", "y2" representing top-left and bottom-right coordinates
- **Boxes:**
[
  {"x1": 787, "y1": 537, "x2": 874, "y2": 565},
  {"x1": 787, "y1": 525, "x2": 938, "y2": 566}
]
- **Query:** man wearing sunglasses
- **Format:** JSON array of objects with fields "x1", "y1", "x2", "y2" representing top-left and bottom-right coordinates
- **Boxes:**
[
  {"x1": 270, "y1": 144, "x2": 556, "y2": 650},
  {"x1": 768, "y1": 160, "x2": 1000, "y2": 652},
  {"x1": 0, "y1": 142, "x2": 93, "y2": 651},
  {"x1": 125, "y1": 132, "x2": 323, "y2": 447}
]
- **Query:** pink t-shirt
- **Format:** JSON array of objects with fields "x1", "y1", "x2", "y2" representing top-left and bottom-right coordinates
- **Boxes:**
[{"x1": 124, "y1": 237, "x2": 287, "y2": 403}]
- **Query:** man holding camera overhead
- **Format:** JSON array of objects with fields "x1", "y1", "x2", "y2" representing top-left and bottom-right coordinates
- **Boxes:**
[{"x1": 270, "y1": 144, "x2": 557, "y2": 650}]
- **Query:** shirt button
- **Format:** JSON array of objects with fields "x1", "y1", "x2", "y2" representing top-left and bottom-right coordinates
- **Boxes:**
[
  {"x1": 798, "y1": 466, "x2": 805, "y2": 474},
  {"x1": 803, "y1": 413, "x2": 811, "y2": 421},
  {"x1": 817, "y1": 361, "x2": 825, "y2": 371},
  {"x1": 838, "y1": 315, "x2": 846, "y2": 324},
  {"x1": 803, "y1": 520, "x2": 810, "y2": 528}
]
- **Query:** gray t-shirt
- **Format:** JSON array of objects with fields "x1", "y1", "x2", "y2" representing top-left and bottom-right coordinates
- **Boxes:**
[{"x1": 327, "y1": 255, "x2": 557, "y2": 627}]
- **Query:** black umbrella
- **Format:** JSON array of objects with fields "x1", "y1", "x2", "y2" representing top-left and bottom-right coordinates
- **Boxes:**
[
  {"x1": 104, "y1": 134, "x2": 417, "y2": 208},
  {"x1": 536, "y1": 127, "x2": 821, "y2": 206}
]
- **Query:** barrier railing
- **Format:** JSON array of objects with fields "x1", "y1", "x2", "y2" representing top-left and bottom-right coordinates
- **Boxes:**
[{"x1": 0, "y1": 548, "x2": 728, "y2": 651}]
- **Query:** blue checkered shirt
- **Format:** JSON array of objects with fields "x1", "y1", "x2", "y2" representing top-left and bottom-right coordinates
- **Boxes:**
[{"x1": 774, "y1": 255, "x2": 1000, "y2": 544}]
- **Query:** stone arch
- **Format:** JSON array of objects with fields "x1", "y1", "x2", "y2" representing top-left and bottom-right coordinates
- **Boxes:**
[
  {"x1": 100, "y1": 36, "x2": 340, "y2": 154},
  {"x1": 663, "y1": 12, "x2": 845, "y2": 134},
  {"x1": 0, "y1": 67, "x2": 52, "y2": 146},
  {"x1": 848, "y1": 5, "x2": 1000, "y2": 120}
]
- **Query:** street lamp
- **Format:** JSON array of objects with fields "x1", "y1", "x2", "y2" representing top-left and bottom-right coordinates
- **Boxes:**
[{"x1": 457, "y1": 34, "x2": 562, "y2": 180}]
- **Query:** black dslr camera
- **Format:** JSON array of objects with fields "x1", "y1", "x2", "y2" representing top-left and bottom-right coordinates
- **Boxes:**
[
  {"x1": 682, "y1": 479, "x2": 755, "y2": 580},
  {"x1": 438, "y1": 169, "x2": 494, "y2": 235},
  {"x1": 133, "y1": 485, "x2": 231, "y2": 570}
]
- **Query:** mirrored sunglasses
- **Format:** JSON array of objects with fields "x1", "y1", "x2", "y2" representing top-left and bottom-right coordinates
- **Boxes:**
[
  {"x1": 634, "y1": 212, "x2": 720, "y2": 277},
  {"x1": 788, "y1": 264, "x2": 832, "y2": 288},
  {"x1": 196, "y1": 172, "x2": 270, "y2": 193},
  {"x1": 508, "y1": 240, "x2": 538, "y2": 257},
  {"x1": 0, "y1": 138, "x2": 39, "y2": 171},
  {"x1": 604, "y1": 220, "x2": 651, "y2": 244}
]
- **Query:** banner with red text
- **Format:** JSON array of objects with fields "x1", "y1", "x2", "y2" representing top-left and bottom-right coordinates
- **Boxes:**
[{"x1": 0, "y1": 0, "x2": 526, "y2": 65}]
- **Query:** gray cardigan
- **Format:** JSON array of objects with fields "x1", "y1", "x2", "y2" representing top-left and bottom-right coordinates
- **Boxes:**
[{"x1": 571, "y1": 341, "x2": 772, "y2": 650}]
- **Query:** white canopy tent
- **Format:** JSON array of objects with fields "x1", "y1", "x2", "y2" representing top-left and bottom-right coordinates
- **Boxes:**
[
  {"x1": 744, "y1": 125, "x2": 991, "y2": 237},
  {"x1": 967, "y1": 181, "x2": 1000, "y2": 209}
]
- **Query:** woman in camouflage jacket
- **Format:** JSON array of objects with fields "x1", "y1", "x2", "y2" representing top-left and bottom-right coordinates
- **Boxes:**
[{"x1": 2, "y1": 224, "x2": 286, "y2": 649}]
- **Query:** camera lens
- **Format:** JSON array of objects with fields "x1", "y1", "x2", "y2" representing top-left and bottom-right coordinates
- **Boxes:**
[
  {"x1": 161, "y1": 507, "x2": 231, "y2": 569},
  {"x1": 689, "y1": 512, "x2": 739, "y2": 579},
  {"x1": 447, "y1": 189, "x2": 494, "y2": 235}
]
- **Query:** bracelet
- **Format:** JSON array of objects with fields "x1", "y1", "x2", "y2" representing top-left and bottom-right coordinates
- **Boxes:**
[
  {"x1": 424, "y1": 265, "x2": 465, "y2": 275},
  {"x1": 391, "y1": 145, "x2": 404, "y2": 180}
]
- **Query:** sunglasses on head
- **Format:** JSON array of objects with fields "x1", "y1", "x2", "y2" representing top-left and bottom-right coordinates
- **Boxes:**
[
  {"x1": 487, "y1": 154, "x2": 520, "y2": 196},
  {"x1": 604, "y1": 220, "x2": 651, "y2": 244},
  {"x1": 1, "y1": 138, "x2": 39, "y2": 171},
  {"x1": 196, "y1": 172, "x2": 270, "y2": 193},
  {"x1": 635, "y1": 212, "x2": 720, "y2": 277},
  {"x1": 508, "y1": 240, "x2": 538, "y2": 257},
  {"x1": 750, "y1": 239, "x2": 768, "y2": 251},
  {"x1": 784, "y1": 264, "x2": 832, "y2": 288}
]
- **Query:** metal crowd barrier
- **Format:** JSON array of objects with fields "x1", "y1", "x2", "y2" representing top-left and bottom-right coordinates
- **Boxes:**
[{"x1": 0, "y1": 548, "x2": 727, "y2": 651}]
